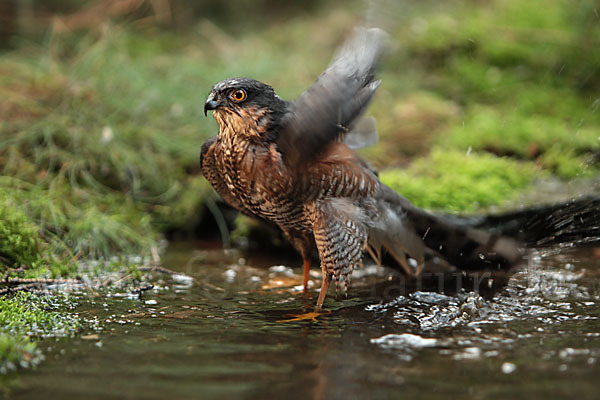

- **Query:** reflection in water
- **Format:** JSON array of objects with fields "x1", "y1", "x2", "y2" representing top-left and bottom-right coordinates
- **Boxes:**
[{"x1": 6, "y1": 244, "x2": 600, "y2": 400}]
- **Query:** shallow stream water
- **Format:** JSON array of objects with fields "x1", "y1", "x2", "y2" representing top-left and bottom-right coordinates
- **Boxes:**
[{"x1": 6, "y1": 243, "x2": 600, "y2": 399}]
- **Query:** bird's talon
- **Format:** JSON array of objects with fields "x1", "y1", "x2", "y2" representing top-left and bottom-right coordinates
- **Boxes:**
[{"x1": 276, "y1": 311, "x2": 322, "y2": 323}]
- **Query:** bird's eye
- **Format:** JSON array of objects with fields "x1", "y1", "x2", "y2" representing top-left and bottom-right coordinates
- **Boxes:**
[{"x1": 230, "y1": 89, "x2": 247, "y2": 103}]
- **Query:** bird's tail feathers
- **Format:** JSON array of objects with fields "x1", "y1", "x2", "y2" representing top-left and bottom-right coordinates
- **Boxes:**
[
  {"x1": 473, "y1": 197, "x2": 600, "y2": 248},
  {"x1": 411, "y1": 209, "x2": 522, "y2": 272},
  {"x1": 378, "y1": 187, "x2": 523, "y2": 274}
]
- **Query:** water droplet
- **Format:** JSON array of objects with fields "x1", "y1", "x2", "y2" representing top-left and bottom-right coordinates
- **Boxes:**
[{"x1": 502, "y1": 362, "x2": 516, "y2": 374}]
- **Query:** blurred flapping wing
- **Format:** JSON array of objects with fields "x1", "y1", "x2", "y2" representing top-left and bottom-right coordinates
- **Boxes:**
[{"x1": 277, "y1": 27, "x2": 387, "y2": 170}]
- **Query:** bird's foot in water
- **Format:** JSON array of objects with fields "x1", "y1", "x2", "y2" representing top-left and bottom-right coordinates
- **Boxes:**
[{"x1": 276, "y1": 310, "x2": 330, "y2": 323}]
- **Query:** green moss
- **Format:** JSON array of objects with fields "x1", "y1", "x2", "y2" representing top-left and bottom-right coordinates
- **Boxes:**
[
  {"x1": 0, "y1": 292, "x2": 80, "y2": 337},
  {"x1": 0, "y1": 179, "x2": 152, "y2": 274},
  {"x1": 0, "y1": 334, "x2": 42, "y2": 375},
  {"x1": 406, "y1": 0, "x2": 600, "y2": 88},
  {"x1": 0, "y1": 28, "x2": 212, "y2": 263},
  {"x1": 0, "y1": 198, "x2": 44, "y2": 269},
  {"x1": 539, "y1": 145, "x2": 598, "y2": 180},
  {"x1": 363, "y1": 91, "x2": 460, "y2": 166},
  {"x1": 0, "y1": 292, "x2": 80, "y2": 374},
  {"x1": 442, "y1": 105, "x2": 599, "y2": 156},
  {"x1": 394, "y1": 0, "x2": 600, "y2": 184},
  {"x1": 230, "y1": 214, "x2": 267, "y2": 247},
  {"x1": 0, "y1": 191, "x2": 73, "y2": 278},
  {"x1": 157, "y1": 176, "x2": 215, "y2": 232},
  {"x1": 438, "y1": 105, "x2": 599, "y2": 178},
  {"x1": 380, "y1": 150, "x2": 536, "y2": 212},
  {"x1": 231, "y1": 215, "x2": 253, "y2": 242}
]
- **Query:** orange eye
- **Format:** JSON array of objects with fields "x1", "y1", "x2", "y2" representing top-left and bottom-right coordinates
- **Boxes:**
[{"x1": 230, "y1": 89, "x2": 247, "y2": 103}]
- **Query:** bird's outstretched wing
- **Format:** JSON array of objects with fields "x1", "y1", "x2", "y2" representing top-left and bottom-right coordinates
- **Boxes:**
[
  {"x1": 343, "y1": 115, "x2": 379, "y2": 150},
  {"x1": 277, "y1": 27, "x2": 387, "y2": 170}
]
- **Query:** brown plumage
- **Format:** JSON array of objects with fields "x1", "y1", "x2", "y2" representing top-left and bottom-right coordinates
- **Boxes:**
[{"x1": 200, "y1": 28, "x2": 522, "y2": 311}]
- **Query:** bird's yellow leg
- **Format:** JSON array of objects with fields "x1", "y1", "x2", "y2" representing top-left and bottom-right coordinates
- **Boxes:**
[
  {"x1": 314, "y1": 270, "x2": 332, "y2": 313},
  {"x1": 365, "y1": 245, "x2": 382, "y2": 268},
  {"x1": 302, "y1": 258, "x2": 311, "y2": 292},
  {"x1": 276, "y1": 268, "x2": 331, "y2": 323}
]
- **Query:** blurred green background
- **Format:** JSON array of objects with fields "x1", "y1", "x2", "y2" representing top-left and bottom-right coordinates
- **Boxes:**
[{"x1": 1, "y1": 0, "x2": 599, "y2": 273}]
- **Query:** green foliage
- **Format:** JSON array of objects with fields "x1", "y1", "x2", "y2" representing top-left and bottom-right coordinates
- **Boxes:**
[
  {"x1": 443, "y1": 103, "x2": 599, "y2": 156},
  {"x1": 0, "y1": 334, "x2": 42, "y2": 375},
  {"x1": 405, "y1": 0, "x2": 600, "y2": 91},
  {"x1": 0, "y1": 292, "x2": 80, "y2": 337},
  {"x1": 375, "y1": 0, "x2": 600, "y2": 187},
  {"x1": 439, "y1": 104, "x2": 599, "y2": 178},
  {"x1": 0, "y1": 197, "x2": 44, "y2": 269},
  {"x1": 363, "y1": 91, "x2": 461, "y2": 165},
  {"x1": 539, "y1": 145, "x2": 597, "y2": 180},
  {"x1": 0, "y1": 29, "x2": 197, "y2": 262},
  {"x1": 0, "y1": 292, "x2": 80, "y2": 374},
  {"x1": 0, "y1": 189, "x2": 74, "y2": 278},
  {"x1": 0, "y1": 179, "x2": 151, "y2": 275},
  {"x1": 158, "y1": 176, "x2": 214, "y2": 233},
  {"x1": 380, "y1": 150, "x2": 536, "y2": 212}
]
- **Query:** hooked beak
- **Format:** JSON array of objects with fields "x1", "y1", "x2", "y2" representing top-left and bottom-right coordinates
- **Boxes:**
[{"x1": 204, "y1": 92, "x2": 221, "y2": 116}]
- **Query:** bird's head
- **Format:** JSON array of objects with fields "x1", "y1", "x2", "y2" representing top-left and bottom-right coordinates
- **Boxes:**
[{"x1": 204, "y1": 78, "x2": 286, "y2": 141}]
